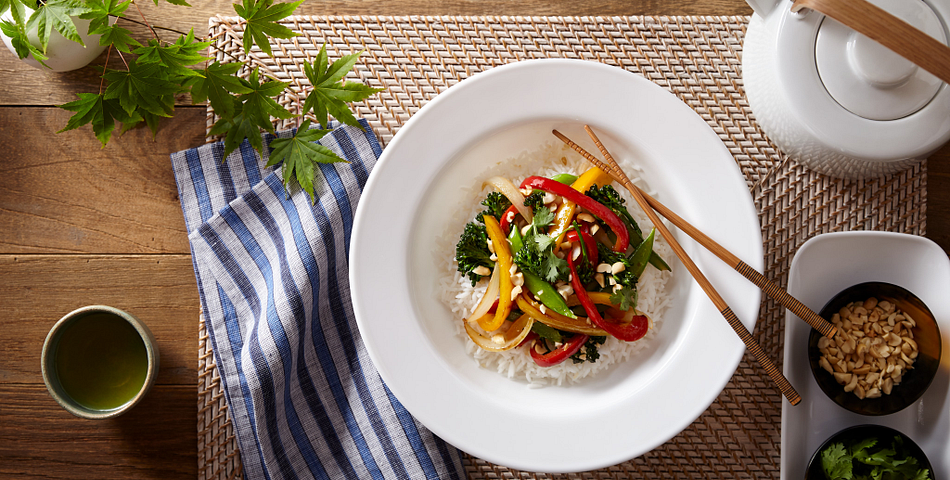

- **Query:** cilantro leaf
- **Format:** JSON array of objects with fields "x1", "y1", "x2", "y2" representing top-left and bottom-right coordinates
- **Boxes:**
[
  {"x1": 103, "y1": 62, "x2": 179, "y2": 117},
  {"x1": 58, "y1": 93, "x2": 141, "y2": 146},
  {"x1": 267, "y1": 119, "x2": 348, "y2": 202},
  {"x1": 189, "y1": 61, "x2": 253, "y2": 120},
  {"x1": 134, "y1": 29, "x2": 210, "y2": 78},
  {"x1": 531, "y1": 234, "x2": 554, "y2": 253},
  {"x1": 531, "y1": 206, "x2": 555, "y2": 230},
  {"x1": 822, "y1": 442, "x2": 854, "y2": 480},
  {"x1": 233, "y1": 0, "x2": 302, "y2": 57},
  {"x1": 541, "y1": 250, "x2": 568, "y2": 283},
  {"x1": 25, "y1": 0, "x2": 90, "y2": 52},
  {"x1": 609, "y1": 286, "x2": 638, "y2": 311},
  {"x1": 0, "y1": 19, "x2": 49, "y2": 66},
  {"x1": 302, "y1": 44, "x2": 382, "y2": 127}
]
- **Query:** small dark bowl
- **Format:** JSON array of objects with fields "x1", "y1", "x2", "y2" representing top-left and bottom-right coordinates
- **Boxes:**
[
  {"x1": 805, "y1": 425, "x2": 934, "y2": 480},
  {"x1": 808, "y1": 282, "x2": 942, "y2": 416}
]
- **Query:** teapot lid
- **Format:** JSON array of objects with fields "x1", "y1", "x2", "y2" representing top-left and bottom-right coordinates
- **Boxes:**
[{"x1": 815, "y1": 0, "x2": 946, "y2": 120}]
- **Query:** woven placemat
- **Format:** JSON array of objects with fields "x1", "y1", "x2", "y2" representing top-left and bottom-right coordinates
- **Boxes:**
[{"x1": 197, "y1": 15, "x2": 926, "y2": 480}]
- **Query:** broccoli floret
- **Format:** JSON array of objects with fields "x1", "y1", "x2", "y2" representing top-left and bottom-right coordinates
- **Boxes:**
[
  {"x1": 523, "y1": 190, "x2": 544, "y2": 211},
  {"x1": 476, "y1": 192, "x2": 511, "y2": 224},
  {"x1": 455, "y1": 221, "x2": 494, "y2": 285},
  {"x1": 571, "y1": 335, "x2": 606, "y2": 364},
  {"x1": 585, "y1": 184, "x2": 643, "y2": 241},
  {"x1": 597, "y1": 242, "x2": 638, "y2": 288}
]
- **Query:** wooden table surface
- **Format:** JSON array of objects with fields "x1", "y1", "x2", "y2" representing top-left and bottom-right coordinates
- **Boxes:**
[{"x1": 1, "y1": 0, "x2": 948, "y2": 478}]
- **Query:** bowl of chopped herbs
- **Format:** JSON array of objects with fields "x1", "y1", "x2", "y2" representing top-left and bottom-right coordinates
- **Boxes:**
[{"x1": 805, "y1": 424, "x2": 934, "y2": 480}]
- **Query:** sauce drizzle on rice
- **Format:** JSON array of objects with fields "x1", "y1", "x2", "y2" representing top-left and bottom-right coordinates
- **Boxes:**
[{"x1": 436, "y1": 142, "x2": 675, "y2": 387}]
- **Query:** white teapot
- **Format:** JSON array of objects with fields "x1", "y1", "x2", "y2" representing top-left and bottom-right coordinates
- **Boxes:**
[{"x1": 742, "y1": 0, "x2": 950, "y2": 179}]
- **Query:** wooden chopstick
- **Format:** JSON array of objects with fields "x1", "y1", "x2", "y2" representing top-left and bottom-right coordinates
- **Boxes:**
[
  {"x1": 554, "y1": 126, "x2": 801, "y2": 406},
  {"x1": 550, "y1": 129, "x2": 837, "y2": 339}
]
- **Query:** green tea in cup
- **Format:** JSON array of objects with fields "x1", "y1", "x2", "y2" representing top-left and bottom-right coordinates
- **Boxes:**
[{"x1": 42, "y1": 306, "x2": 159, "y2": 419}]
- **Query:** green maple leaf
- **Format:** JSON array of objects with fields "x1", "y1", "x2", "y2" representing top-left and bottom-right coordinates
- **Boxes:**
[
  {"x1": 208, "y1": 100, "x2": 265, "y2": 159},
  {"x1": 103, "y1": 62, "x2": 179, "y2": 117},
  {"x1": 238, "y1": 66, "x2": 292, "y2": 134},
  {"x1": 207, "y1": 67, "x2": 292, "y2": 158},
  {"x1": 26, "y1": 0, "x2": 90, "y2": 53},
  {"x1": 0, "y1": 0, "x2": 32, "y2": 23},
  {"x1": 189, "y1": 61, "x2": 253, "y2": 120},
  {"x1": 96, "y1": 23, "x2": 139, "y2": 52},
  {"x1": 58, "y1": 93, "x2": 141, "y2": 146},
  {"x1": 0, "y1": 19, "x2": 49, "y2": 66},
  {"x1": 152, "y1": 0, "x2": 191, "y2": 5},
  {"x1": 80, "y1": 0, "x2": 130, "y2": 31},
  {"x1": 233, "y1": 0, "x2": 302, "y2": 57},
  {"x1": 134, "y1": 29, "x2": 211, "y2": 79},
  {"x1": 80, "y1": 0, "x2": 139, "y2": 52},
  {"x1": 267, "y1": 119, "x2": 348, "y2": 203},
  {"x1": 302, "y1": 45, "x2": 382, "y2": 127}
]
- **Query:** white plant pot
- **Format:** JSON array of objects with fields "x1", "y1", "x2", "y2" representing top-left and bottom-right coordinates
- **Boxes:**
[{"x1": 0, "y1": 6, "x2": 109, "y2": 72}]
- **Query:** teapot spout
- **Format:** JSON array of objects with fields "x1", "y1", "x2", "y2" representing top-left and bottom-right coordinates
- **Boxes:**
[{"x1": 746, "y1": 0, "x2": 781, "y2": 17}]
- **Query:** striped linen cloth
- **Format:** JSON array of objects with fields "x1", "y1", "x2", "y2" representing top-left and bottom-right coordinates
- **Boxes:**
[{"x1": 171, "y1": 120, "x2": 465, "y2": 480}]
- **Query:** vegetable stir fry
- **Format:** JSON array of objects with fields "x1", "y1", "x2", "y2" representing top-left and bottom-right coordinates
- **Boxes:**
[{"x1": 455, "y1": 166, "x2": 670, "y2": 367}]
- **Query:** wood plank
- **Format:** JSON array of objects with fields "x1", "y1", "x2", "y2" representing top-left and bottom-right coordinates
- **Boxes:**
[
  {"x1": 927, "y1": 142, "x2": 950, "y2": 252},
  {"x1": 0, "y1": 107, "x2": 204, "y2": 255},
  {"x1": 0, "y1": 0, "x2": 752, "y2": 107},
  {"x1": 0, "y1": 384, "x2": 196, "y2": 480},
  {"x1": 0, "y1": 255, "x2": 199, "y2": 386}
]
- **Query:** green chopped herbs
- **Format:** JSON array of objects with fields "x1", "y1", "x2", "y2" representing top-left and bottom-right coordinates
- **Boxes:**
[{"x1": 820, "y1": 435, "x2": 931, "y2": 480}]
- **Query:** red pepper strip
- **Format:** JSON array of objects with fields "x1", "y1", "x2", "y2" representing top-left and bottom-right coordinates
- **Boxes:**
[
  {"x1": 564, "y1": 229, "x2": 598, "y2": 267},
  {"x1": 520, "y1": 176, "x2": 629, "y2": 252},
  {"x1": 530, "y1": 333, "x2": 588, "y2": 367},
  {"x1": 498, "y1": 205, "x2": 520, "y2": 233},
  {"x1": 566, "y1": 255, "x2": 649, "y2": 342}
]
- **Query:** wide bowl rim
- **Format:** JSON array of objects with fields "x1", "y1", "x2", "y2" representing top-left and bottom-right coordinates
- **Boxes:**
[{"x1": 350, "y1": 58, "x2": 763, "y2": 472}]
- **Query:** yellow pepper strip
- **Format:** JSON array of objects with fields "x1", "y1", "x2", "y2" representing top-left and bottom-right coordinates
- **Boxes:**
[
  {"x1": 465, "y1": 313, "x2": 534, "y2": 352},
  {"x1": 479, "y1": 215, "x2": 513, "y2": 331},
  {"x1": 516, "y1": 293, "x2": 608, "y2": 336},
  {"x1": 549, "y1": 166, "x2": 614, "y2": 244}
]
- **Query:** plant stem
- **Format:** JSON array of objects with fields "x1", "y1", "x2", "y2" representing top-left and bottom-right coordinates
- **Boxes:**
[
  {"x1": 99, "y1": 45, "x2": 112, "y2": 95},
  {"x1": 119, "y1": 17, "x2": 202, "y2": 40},
  {"x1": 131, "y1": 0, "x2": 160, "y2": 43},
  {"x1": 117, "y1": 49, "x2": 130, "y2": 69}
]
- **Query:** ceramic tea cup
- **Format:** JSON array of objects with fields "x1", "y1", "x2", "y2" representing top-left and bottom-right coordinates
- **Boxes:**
[{"x1": 41, "y1": 305, "x2": 159, "y2": 419}]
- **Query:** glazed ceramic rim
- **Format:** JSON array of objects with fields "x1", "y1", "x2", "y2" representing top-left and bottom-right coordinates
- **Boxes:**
[{"x1": 41, "y1": 305, "x2": 160, "y2": 419}]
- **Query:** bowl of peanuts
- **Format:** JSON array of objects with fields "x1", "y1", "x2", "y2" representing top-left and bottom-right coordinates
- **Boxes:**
[{"x1": 808, "y1": 281, "x2": 942, "y2": 416}]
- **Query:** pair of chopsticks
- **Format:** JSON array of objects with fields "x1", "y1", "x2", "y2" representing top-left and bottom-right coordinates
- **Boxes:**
[{"x1": 554, "y1": 126, "x2": 838, "y2": 406}]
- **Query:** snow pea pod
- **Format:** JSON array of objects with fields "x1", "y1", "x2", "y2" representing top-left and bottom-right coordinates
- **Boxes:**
[{"x1": 627, "y1": 228, "x2": 656, "y2": 279}]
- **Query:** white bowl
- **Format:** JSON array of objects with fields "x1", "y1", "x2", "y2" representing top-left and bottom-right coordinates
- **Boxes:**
[
  {"x1": 781, "y1": 231, "x2": 950, "y2": 480},
  {"x1": 350, "y1": 59, "x2": 763, "y2": 472}
]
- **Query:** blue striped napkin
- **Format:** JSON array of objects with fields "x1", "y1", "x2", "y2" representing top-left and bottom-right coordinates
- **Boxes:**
[{"x1": 171, "y1": 120, "x2": 465, "y2": 480}]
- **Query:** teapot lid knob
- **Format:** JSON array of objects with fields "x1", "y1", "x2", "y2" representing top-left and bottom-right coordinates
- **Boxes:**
[{"x1": 815, "y1": 0, "x2": 946, "y2": 121}]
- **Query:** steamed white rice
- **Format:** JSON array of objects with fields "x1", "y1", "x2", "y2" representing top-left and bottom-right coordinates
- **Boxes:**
[{"x1": 436, "y1": 141, "x2": 674, "y2": 386}]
